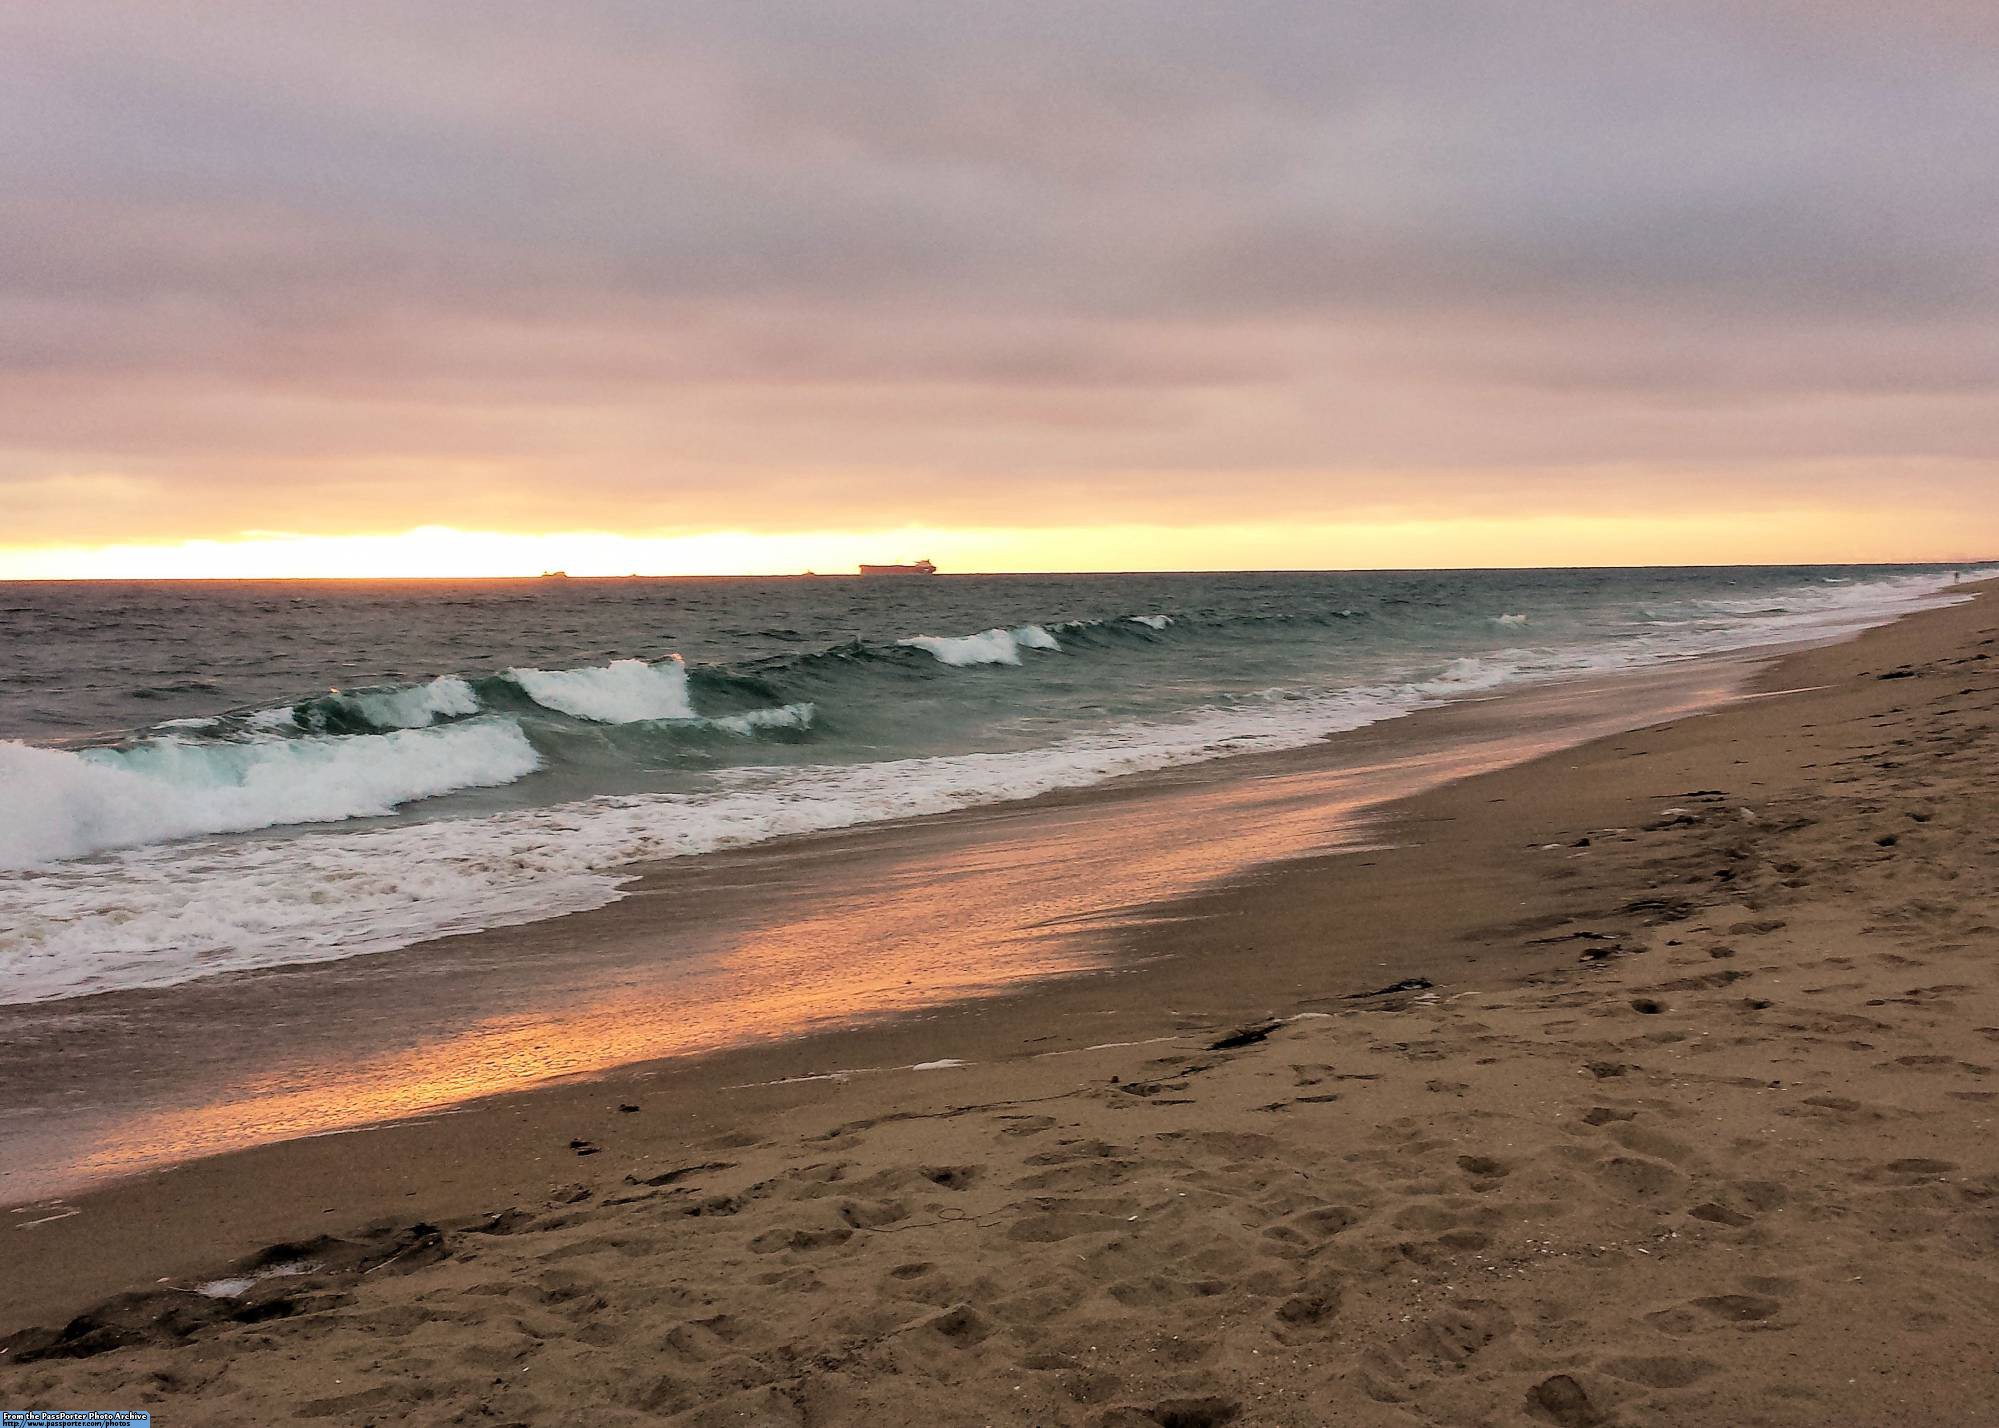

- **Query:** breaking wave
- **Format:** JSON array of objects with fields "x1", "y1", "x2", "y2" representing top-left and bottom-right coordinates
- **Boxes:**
[
  {"x1": 0, "y1": 720, "x2": 541, "y2": 871},
  {"x1": 507, "y1": 657, "x2": 695, "y2": 723},
  {"x1": 275, "y1": 675, "x2": 482, "y2": 733},
  {"x1": 898, "y1": 625, "x2": 1062, "y2": 666},
  {"x1": 708, "y1": 702, "x2": 817, "y2": 735}
]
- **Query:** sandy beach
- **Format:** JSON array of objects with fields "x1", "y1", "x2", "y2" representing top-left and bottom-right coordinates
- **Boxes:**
[{"x1": 5, "y1": 582, "x2": 1996, "y2": 1426}]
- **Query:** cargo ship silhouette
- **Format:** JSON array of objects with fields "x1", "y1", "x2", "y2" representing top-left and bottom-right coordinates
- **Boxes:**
[{"x1": 858, "y1": 559, "x2": 937, "y2": 576}]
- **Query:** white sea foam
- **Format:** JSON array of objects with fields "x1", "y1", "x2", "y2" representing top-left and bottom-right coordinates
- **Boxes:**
[
  {"x1": 708, "y1": 702, "x2": 816, "y2": 734},
  {"x1": 1672, "y1": 575, "x2": 1970, "y2": 650},
  {"x1": 341, "y1": 675, "x2": 481, "y2": 729},
  {"x1": 1422, "y1": 657, "x2": 1517, "y2": 693},
  {"x1": 0, "y1": 681, "x2": 1431, "y2": 1003},
  {"x1": 1494, "y1": 613, "x2": 1530, "y2": 626},
  {"x1": 1129, "y1": 614, "x2": 1173, "y2": 630},
  {"x1": 508, "y1": 657, "x2": 694, "y2": 722},
  {"x1": 194, "y1": 1262, "x2": 314, "y2": 1299},
  {"x1": 262, "y1": 674, "x2": 483, "y2": 733},
  {"x1": 0, "y1": 720, "x2": 541, "y2": 871},
  {"x1": 899, "y1": 625, "x2": 1061, "y2": 665}
]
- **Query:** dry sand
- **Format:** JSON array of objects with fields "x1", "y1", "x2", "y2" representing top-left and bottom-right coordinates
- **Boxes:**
[{"x1": 4, "y1": 583, "x2": 1996, "y2": 1426}]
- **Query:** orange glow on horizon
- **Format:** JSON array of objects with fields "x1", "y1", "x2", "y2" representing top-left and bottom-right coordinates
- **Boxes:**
[{"x1": 0, "y1": 511, "x2": 1990, "y2": 581}]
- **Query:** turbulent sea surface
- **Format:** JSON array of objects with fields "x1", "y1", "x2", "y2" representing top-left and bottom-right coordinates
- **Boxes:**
[{"x1": 0, "y1": 566, "x2": 1978, "y2": 1004}]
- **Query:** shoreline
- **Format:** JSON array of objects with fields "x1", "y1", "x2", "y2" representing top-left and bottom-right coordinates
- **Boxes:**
[
  {"x1": 5, "y1": 581, "x2": 1997, "y2": 1424},
  {"x1": 2, "y1": 642, "x2": 1798, "y2": 1207},
  {"x1": 5, "y1": 571, "x2": 1966, "y2": 994},
  {"x1": 1, "y1": 592, "x2": 1983, "y2": 1225}
]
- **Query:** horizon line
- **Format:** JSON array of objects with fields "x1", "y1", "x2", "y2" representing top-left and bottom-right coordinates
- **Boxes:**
[{"x1": 2, "y1": 557, "x2": 1994, "y2": 585}]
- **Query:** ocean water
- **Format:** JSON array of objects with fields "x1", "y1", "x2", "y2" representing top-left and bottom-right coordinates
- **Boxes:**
[{"x1": 0, "y1": 565, "x2": 1977, "y2": 1005}]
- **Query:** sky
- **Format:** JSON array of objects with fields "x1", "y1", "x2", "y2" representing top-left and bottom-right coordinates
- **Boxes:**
[{"x1": 2, "y1": 1, "x2": 1995, "y2": 577}]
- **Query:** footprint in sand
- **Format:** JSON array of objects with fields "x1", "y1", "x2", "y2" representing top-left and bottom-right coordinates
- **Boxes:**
[
  {"x1": 1687, "y1": 1199, "x2": 1755, "y2": 1227},
  {"x1": 1593, "y1": 1155, "x2": 1684, "y2": 1201},
  {"x1": 747, "y1": 1224, "x2": 853, "y2": 1253},
  {"x1": 836, "y1": 1198, "x2": 909, "y2": 1228},
  {"x1": 1099, "y1": 1395, "x2": 1241, "y2": 1428},
  {"x1": 1525, "y1": 1373, "x2": 1604, "y2": 1427},
  {"x1": 1700, "y1": 1292, "x2": 1785, "y2": 1323},
  {"x1": 1272, "y1": 1271, "x2": 1344, "y2": 1337}
]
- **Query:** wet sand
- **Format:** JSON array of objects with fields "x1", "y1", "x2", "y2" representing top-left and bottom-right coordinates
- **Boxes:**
[{"x1": 4, "y1": 582, "x2": 1997, "y2": 1426}]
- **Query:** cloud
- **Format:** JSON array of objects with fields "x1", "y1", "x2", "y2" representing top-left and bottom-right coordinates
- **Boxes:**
[{"x1": 0, "y1": 1, "x2": 1994, "y2": 552}]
